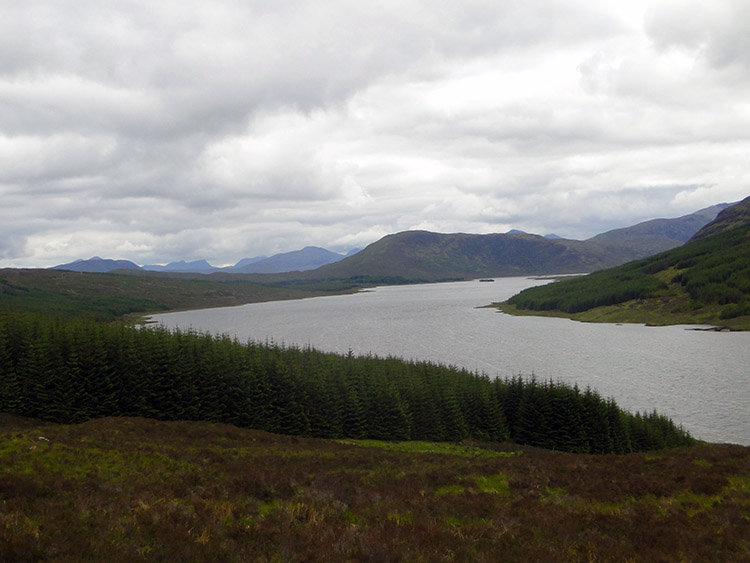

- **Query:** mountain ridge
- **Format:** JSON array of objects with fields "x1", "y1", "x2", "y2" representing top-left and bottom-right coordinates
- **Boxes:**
[
  {"x1": 691, "y1": 196, "x2": 750, "y2": 240},
  {"x1": 50, "y1": 257, "x2": 142, "y2": 273},
  {"x1": 586, "y1": 203, "x2": 730, "y2": 257},
  {"x1": 224, "y1": 246, "x2": 346, "y2": 274},
  {"x1": 49, "y1": 203, "x2": 726, "y2": 277}
]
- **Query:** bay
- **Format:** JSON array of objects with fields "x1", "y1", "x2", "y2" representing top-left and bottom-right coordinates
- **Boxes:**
[{"x1": 149, "y1": 277, "x2": 750, "y2": 446}]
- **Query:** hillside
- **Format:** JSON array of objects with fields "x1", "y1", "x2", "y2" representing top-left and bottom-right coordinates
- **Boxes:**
[
  {"x1": 44, "y1": 204, "x2": 723, "y2": 277},
  {"x1": 1, "y1": 414, "x2": 748, "y2": 562},
  {"x1": 303, "y1": 204, "x2": 726, "y2": 281},
  {"x1": 307, "y1": 231, "x2": 619, "y2": 280},
  {"x1": 0, "y1": 268, "x2": 353, "y2": 320},
  {"x1": 691, "y1": 195, "x2": 750, "y2": 240},
  {"x1": 499, "y1": 196, "x2": 750, "y2": 329},
  {"x1": 586, "y1": 203, "x2": 729, "y2": 257}
]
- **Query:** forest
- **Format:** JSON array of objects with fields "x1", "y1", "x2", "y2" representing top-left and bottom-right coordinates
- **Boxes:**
[
  {"x1": 0, "y1": 311, "x2": 693, "y2": 453},
  {"x1": 506, "y1": 221, "x2": 750, "y2": 325}
]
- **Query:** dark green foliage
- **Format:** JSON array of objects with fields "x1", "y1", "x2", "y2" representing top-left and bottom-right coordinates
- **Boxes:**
[
  {"x1": 508, "y1": 265, "x2": 668, "y2": 313},
  {"x1": 0, "y1": 268, "x2": 358, "y2": 322},
  {"x1": 0, "y1": 312, "x2": 693, "y2": 453},
  {"x1": 508, "y1": 222, "x2": 750, "y2": 319}
]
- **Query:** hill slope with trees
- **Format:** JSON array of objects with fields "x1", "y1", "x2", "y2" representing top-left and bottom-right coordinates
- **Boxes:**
[
  {"x1": 0, "y1": 268, "x2": 359, "y2": 321},
  {"x1": 0, "y1": 313, "x2": 692, "y2": 453},
  {"x1": 500, "y1": 196, "x2": 750, "y2": 329},
  {"x1": 585, "y1": 202, "x2": 729, "y2": 257}
]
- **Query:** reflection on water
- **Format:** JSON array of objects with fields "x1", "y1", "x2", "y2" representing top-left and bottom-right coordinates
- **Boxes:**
[{"x1": 150, "y1": 278, "x2": 750, "y2": 445}]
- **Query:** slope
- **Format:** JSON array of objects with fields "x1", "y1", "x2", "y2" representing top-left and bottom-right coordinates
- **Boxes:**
[
  {"x1": 304, "y1": 205, "x2": 726, "y2": 281},
  {"x1": 691, "y1": 195, "x2": 750, "y2": 240},
  {"x1": 0, "y1": 268, "x2": 343, "y2": 320},
  {"x1": 2, "y1": 415, "x2": 747, "y2": 562},
  {"x1": 307, "y1": 231, "x2": 626, "y2": 281},
  {"x1": 586, "y1": 203, "x2": 729, "y2": 257},
  {"x1": 500, "y1": 196, "x2": 750, "y2": 329}
]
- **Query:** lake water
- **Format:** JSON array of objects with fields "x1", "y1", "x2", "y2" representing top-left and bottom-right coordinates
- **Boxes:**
[{"x1": 150, "y1": 278, "x2": 750, "y2": 446}]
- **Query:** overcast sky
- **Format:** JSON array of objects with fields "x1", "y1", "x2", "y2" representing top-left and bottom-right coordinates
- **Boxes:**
[{"x1": 1, "y1": 0, "x2": 748, "y2": 268}]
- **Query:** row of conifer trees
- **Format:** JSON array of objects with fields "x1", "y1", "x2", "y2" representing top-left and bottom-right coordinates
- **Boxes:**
[{"x1": 0, "y1": 312, "x2": 694, "y2": 453}]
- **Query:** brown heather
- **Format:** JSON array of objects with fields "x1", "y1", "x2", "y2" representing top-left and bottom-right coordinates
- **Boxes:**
[{"x1": 1, "y1": 414, "x2": 749, "y2": 562}]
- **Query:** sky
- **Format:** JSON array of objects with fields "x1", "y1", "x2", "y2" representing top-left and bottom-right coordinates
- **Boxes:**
[{"x1": 1, "y1": 0, "x2": 749, "y2": 268}]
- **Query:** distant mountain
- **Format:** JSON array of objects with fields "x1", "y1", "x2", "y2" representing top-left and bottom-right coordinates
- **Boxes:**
[
  {"x1": 142, "y1": 260, "x2": 217, "y2": 274},
  {"x1": 232, "y1": 256, "x2": 268, "y2": 269},
  {"x1": 585, "y1": 203, "x2": 730, "y2": 258},
  {"x1": 45, "y1": 204, "x2": 727, "y2": 278},
  {"x1": 306, "y1": 231, "x2": 627, "y2": 281},
  {"x1": 503, "y1": 196, "x2": 750, "y2": 329},
  {"x1": 50, "y1": 257, "x2": 142, "y2": 273},
  {"x1": 304, "y1": 203, "x2": 730, "y2": 281},
  {"x1": 49, "y1": 247, "x2": 351, "y2": 276},
  {"x1": 226, "y1": 246, "x2": 346, "y2": 274}
]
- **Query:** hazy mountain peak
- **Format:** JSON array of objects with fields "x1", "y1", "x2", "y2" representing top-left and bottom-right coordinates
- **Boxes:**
[
  {"x1": 51, "y1": 257, "x2": 142, "y2": 273},
  {"x1": 585, "y1": 203, "x2": 730, "y2": 258},
  {"x1": 226, "y1": 246, "x2": 346, "y2": 274},
  {"x1": 142, "y1": 259, "x2": 217, "y2": 273}
]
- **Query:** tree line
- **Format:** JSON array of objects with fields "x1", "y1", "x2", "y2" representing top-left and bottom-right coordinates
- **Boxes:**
[
  {"x1": 507, "y1": 222, "x2": 750, "y2": 319},
  {"x1": 0, "y1": 312, "x2": 694, "y2": 453}
]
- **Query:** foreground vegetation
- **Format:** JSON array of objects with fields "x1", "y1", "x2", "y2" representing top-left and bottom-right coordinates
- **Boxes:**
[
  {"x1": 4, "y1": 225, "x2": 741, "y2": 559},
  {"x1": 1, "y1": 415, "x2": 748, "y2": 561},
  {"x1": 500, "y1": 221, "x2": 750, "y2": 329}
]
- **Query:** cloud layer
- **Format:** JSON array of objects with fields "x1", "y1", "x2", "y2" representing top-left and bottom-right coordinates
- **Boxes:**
[{"x1": 1, "y1": 0, "x2": 748, "y2": 267}]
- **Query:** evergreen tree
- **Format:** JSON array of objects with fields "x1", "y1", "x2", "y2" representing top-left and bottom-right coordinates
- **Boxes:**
[
  {"x1": 581, "y1": 387, "x2": 613, "y2": 454},
  {"x1": 0, "y1": 312, "x2": 694, "y2": 453},
  {"x1": 514, "y1": 378, "x2": 554, "y2": 448}
]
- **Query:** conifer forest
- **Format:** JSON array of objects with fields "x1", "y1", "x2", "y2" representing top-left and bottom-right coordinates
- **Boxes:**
[{"x1": 0, "y1": 312, "x2": 693, "y2": 453}]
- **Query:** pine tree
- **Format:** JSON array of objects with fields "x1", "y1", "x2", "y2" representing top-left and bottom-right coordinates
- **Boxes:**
[
  {"x1": 581, "y1": 387, "x2": 613, "y2": 454},
  {"x1": 513, "y1": 378, "x2": 554, "y2": 448},
  {"x1": 464, "y1": 380, "x2": 509, "y2": 442}
]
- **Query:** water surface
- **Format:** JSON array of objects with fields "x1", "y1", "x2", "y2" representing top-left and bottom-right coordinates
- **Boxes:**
[{"x1": 150, "y1": 278, "x2": 750, "y2": 445}]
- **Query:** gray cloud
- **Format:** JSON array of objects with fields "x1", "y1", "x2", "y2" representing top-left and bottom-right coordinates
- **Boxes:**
[
  {"x1": 645, "y1": 0, "x2": 750, "y2": 72},
  {"x1": 1, "y1": 0, "x2": 747, "y2": 268}
]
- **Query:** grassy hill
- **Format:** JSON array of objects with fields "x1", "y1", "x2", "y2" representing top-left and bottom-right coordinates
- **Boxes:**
[
  {"x1": 498, "y1": 197, "x2": 750, "y2": 329},
  {"x1": 692, "y1": 196, "x2": 750, "y2": 240},
  {"x1": 306, "y1": 231, "x2": 628, "y2": 281},
  {"x1": 303, "y1": 205, "x2": 726, "y2": 282},
  {"x1": 1, "y1": 414, "x2": 748, "y2": 562},
  {"x1": 0, "y1": 268, "x2": 365, "y2": 321}
]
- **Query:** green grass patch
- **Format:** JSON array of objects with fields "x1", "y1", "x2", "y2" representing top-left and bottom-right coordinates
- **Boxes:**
[
  {"x1": 474, "y1": 473, "x2": 510, "y2": 495},
  {"x1": 435, "y1": 484, "x2": 466, "y2": 495},
  {"x1": 336, "y1": 439, "x2": 520, "y2": 458}
]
